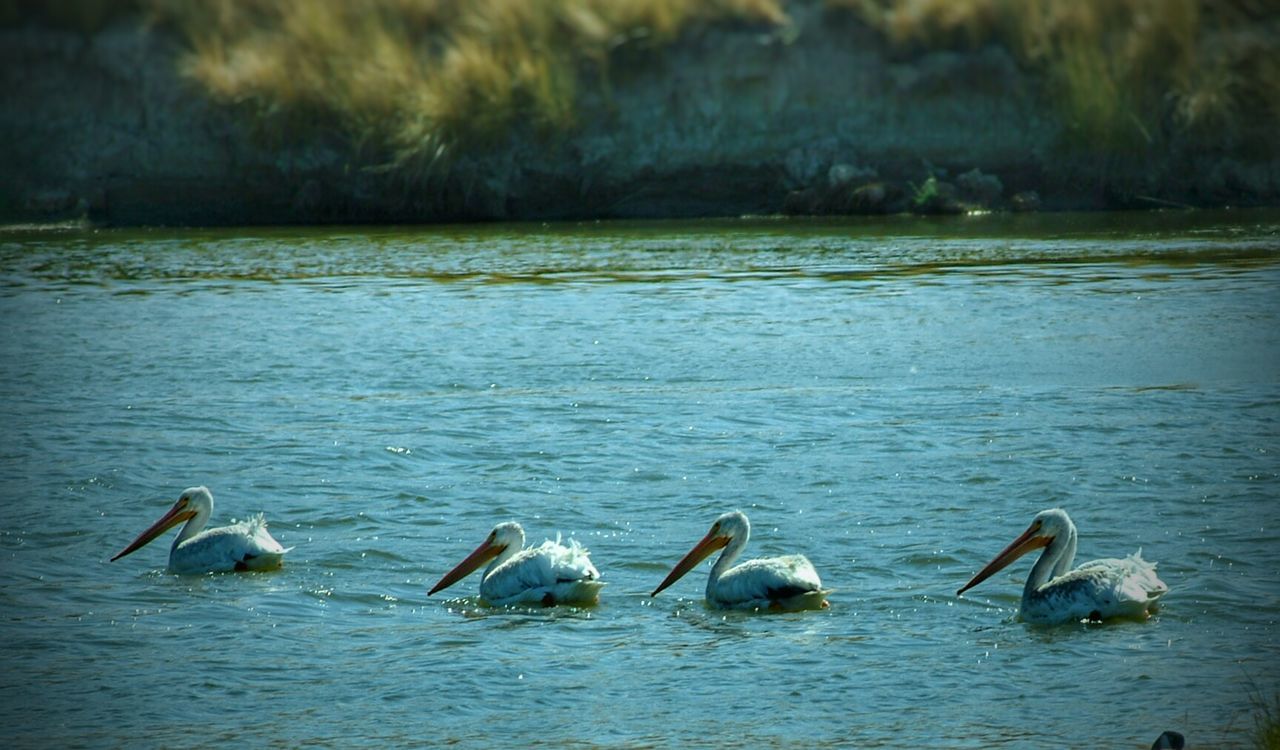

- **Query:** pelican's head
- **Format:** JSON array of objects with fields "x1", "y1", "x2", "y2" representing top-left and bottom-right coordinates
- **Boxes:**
[
  {"x1": 489, "y1": 521, "x2": 525, "y2": 553},
  {"x1": 428, "y1": 521, "x2": 525, "y2": 596},
  {"x1": 110, "y1": 486, "x2": 213, "y2": 562},
  {"x1": 956, "y1": 508, "x2": 1073, "y2": 595},
  {"x1": 650, "y1": 510, "x2": 749, "y2": 597},
  {"x1": 711, "y1": 510, "x2": 750, "y2": 542},
  {"x1": 178, "y1": 486, "x2": 214, "y2": 516},
  {"x1": 1029, "y1": 507, "x2": 1074, "y2": 538}
]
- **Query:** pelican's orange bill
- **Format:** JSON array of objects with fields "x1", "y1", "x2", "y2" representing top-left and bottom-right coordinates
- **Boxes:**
[
  {"x1": 428, "y1": 538, "x2": 505, "y2": 595},
  {"x1": 956, "y1": 520, "x2": 1050, "y2": 595},
  {"x1": 111, "y1": 498, "x2": 196, "y2": 562},
  {"x1": 651, "y1": 529, "x2": 729, "y2": 597}
]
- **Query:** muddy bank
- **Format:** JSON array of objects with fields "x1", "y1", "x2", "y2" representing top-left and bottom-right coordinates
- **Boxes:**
[{"x1": 3, "y1": 4, "x2": 1277, "y2": 226}]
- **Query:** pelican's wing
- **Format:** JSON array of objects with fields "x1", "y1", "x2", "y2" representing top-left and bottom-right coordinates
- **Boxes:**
[
  {"x1": 1116, "y1": 550, "x2": 1168, "y2": 601},
  {"x1": 480, "y1": 536, "x2": 604, "y2": 606},
  {"x1": 1078, "y1": 551, "x2": 1168, "y2": 607},
  {"x1": 171, "y1": 514, "x2": 289, "y2": 574},
  {"x1": 1029, "y1": 551, "x2": 1167, "y2": 623},
  {"x1": 714, "y1": 554, "x2": 829, "y2": 611}
]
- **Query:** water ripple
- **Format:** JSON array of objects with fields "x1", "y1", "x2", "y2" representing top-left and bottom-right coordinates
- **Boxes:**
[{"x1": 0, "y1": 214, "x2": 1277, "y2": 748}]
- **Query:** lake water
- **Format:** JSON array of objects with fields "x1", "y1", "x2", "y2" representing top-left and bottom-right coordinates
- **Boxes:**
[{"x1": 1, "y1": 211, "x2": 1277, "y2": 748}]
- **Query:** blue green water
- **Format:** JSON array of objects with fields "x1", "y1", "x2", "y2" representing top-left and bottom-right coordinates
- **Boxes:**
[{"x1": 1, "y1": 211, "x2": 1278, "y2": 747}]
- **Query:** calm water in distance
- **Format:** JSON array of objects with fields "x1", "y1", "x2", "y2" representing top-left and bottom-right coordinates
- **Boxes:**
[{"x1": 1, "y1": 210, "x2": 1278, "y2": 748}]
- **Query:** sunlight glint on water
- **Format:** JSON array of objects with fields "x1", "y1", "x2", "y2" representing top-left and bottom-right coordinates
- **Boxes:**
[{"x1": 0, "y1": 211, "x2": 1277, "y2": 748}]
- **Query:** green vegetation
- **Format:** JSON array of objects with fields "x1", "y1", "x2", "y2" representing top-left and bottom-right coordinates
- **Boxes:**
[
  {"x1": 7, "y1": 0, "x2": 1277, "y2": 176},
  {"x1": 844, "y1": 0, "x2": 1279, "y2": 154},
  {"x1": 910, "y1": 176, "x2": 950, "y2": 213},
  {"x1": 1255, "y1": 691, "x2": 1280, "y2": 750},
  {"x1": 143, "y1": 0, "x2": 787, "y2": 176}
]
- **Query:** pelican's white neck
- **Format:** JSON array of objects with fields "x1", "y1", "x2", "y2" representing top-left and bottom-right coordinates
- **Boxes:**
[
  {"x1": 1024, "y1": 518, "x2": 1078, "y2": 600},
  {"x1": 169, "y1": 487, "x2": 215, "y2": 557},
  {"x1": 706, "y1": 515, "x2": 750, "y2": 598},
  {"x1": 482, "y1": 524, "x2": 526, "y2": 581}
]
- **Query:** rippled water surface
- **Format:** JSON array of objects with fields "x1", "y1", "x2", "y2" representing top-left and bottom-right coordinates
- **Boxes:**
[{"x1": 1, "y1": 211, "x2": 1278, "y2": 748}]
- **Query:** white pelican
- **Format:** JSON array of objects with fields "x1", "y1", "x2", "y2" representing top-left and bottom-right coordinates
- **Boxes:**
[
  {"x1": 427, "y1": 521, "x2": 605, "y2": 606},
  {"x1": 650, "y1": 510, "x2": 831, "y2": 611},
  {"x1": 110, "y1": 486, "x2": 290, "y2": 574},
  {"x1": 956, "y1": 508, "x2": 1168, "y2": 624}
]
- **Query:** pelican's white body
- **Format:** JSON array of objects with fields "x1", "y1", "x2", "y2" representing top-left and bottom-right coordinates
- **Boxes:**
[
  {"x1": 1019, "y1": 549, "x2": 1167, "y2": 624},
  {"x1": 961, "y1": 508, "x2": 1167, "y2": 624},
  {"x1": 430, "y1": 522, "x2": 604, "y2": 607},
  {"x1": 479, "y1": 535, "x2": 604, "y2": 606},
  {"x1": 167, "y1": 511, "x2": 289, "y2": 574},
  {"x1": 707, "y1": 553, "x2": 829, "y2": 611},
  {"x1": 653, "y1": 510, "x2": 830, "y2": 612},
  {"x1": 112, "y1": 486, "x2": 289, "y2": 574}
]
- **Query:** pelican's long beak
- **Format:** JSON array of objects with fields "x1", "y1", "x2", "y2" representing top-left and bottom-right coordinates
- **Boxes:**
[
  {"x1": 651, "y1": 529, "x2": 729, "y2": 597},
  {"x1": 111, "y1": 498, "x2": 196, "y2": 562},
  {"x1": 956, "y1": 521, "x2": 1051, "y2": 595},
  {"x1": 428, "y1": 539, "x2": 505, "y2": 596}
]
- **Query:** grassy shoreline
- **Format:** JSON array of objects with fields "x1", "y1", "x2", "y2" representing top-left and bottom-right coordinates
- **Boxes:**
[
  {"x1": 3, "y1": 0, "x2": 1277, "y2": 224},
  {"x1": 9, "y1": 0, "x2": 1275, "y2": 169}
]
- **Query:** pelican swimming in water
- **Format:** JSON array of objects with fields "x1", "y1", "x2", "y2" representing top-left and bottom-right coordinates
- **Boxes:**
[
  {"x1": 957, "y1": 508, "x2": 1167, "y2": 624},
  {"x1": 427, "y1": 521, "x2": 604, "y2": 606},
  {"x1": 651, "y1": 510, "x2": 831, "y2": 611},
  {"x1": 111, "y1": 486, "x2": 290, "y2": 574}
]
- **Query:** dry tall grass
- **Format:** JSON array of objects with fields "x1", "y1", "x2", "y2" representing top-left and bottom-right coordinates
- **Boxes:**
[
  {"x1": 11, "y1": 0, "x2": 1275, "y2": 172},
  {"x1": 844, "y1": 0, "x2": 1279, "y2": 153},
  {"x1": 143, "y1": 0, "x2": 787, "y2": 177}
]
